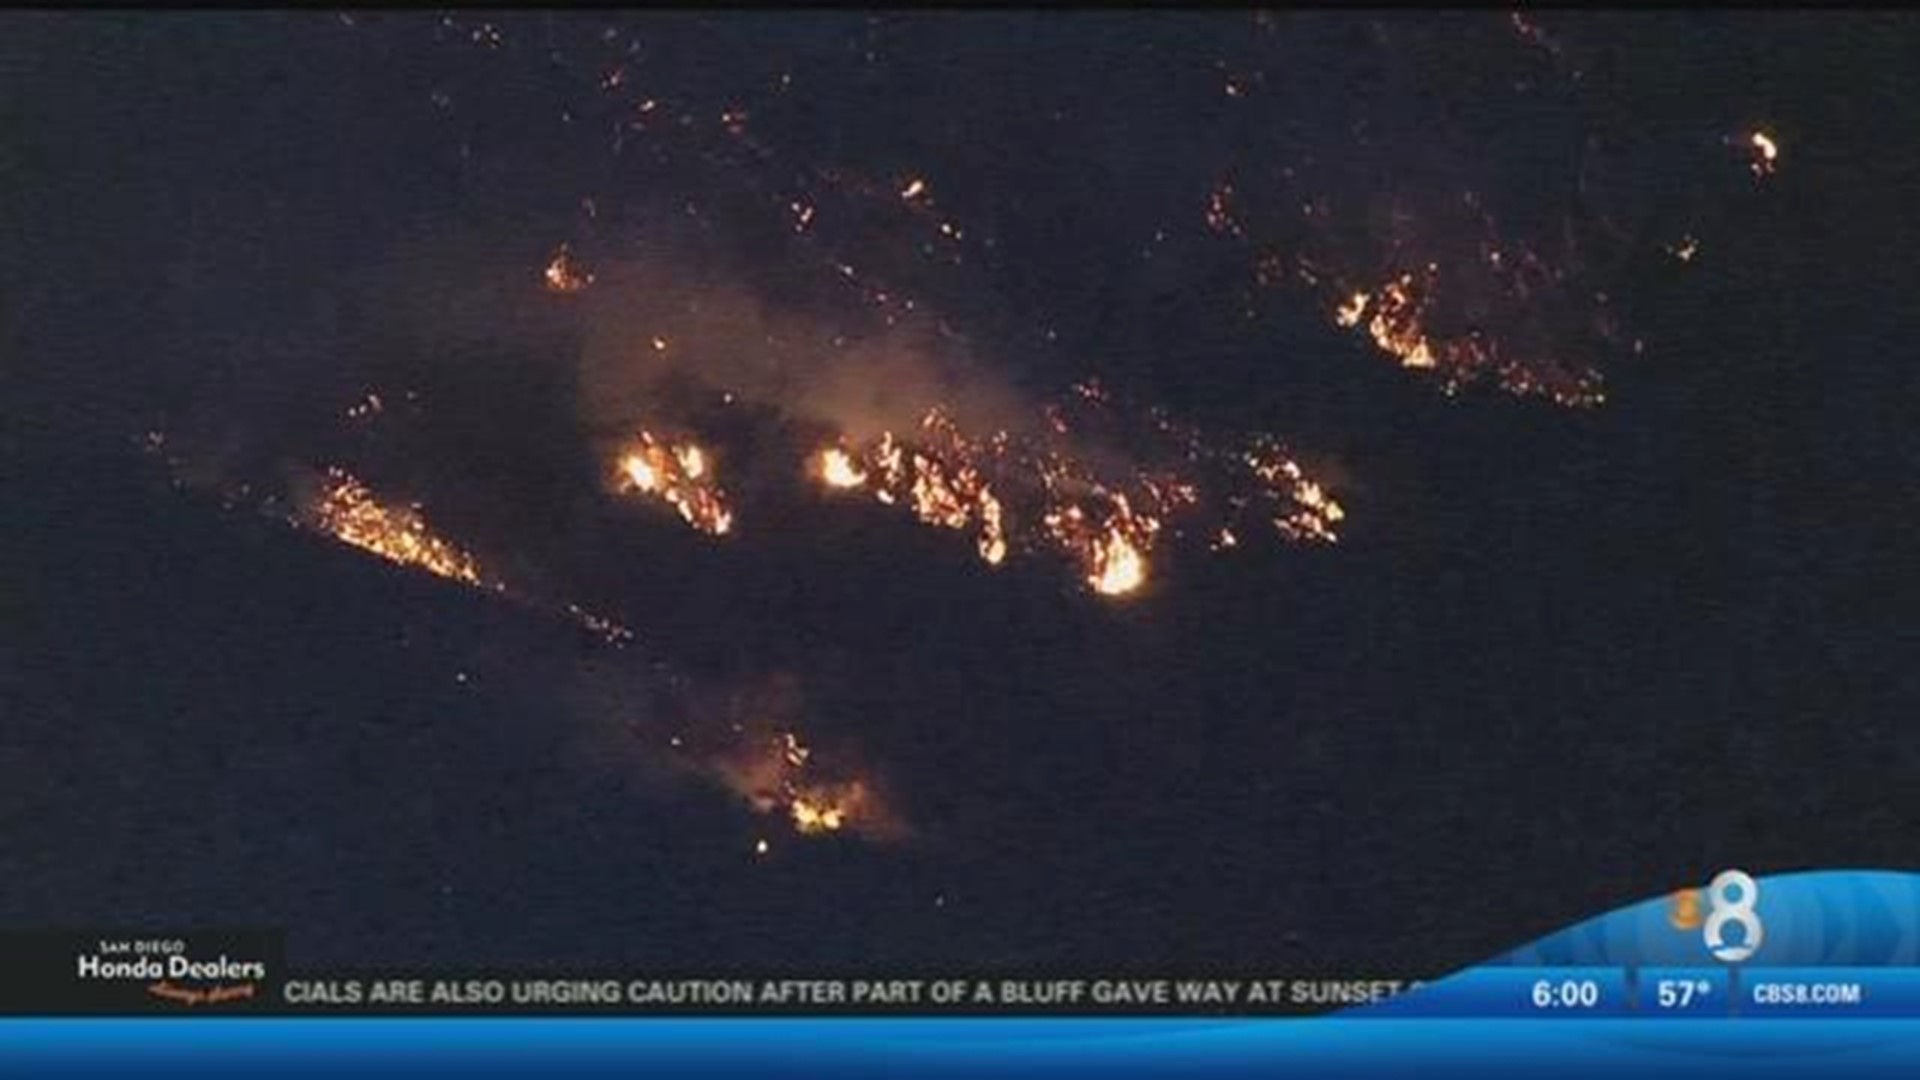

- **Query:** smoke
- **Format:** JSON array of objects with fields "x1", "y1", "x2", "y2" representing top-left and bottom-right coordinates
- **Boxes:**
[
  {"x1": 565, "y1": 659, "x2": 911, "y2": 845},
  {"x1": 572, "y1": 239, "x2": 1037, "y2": 447}
]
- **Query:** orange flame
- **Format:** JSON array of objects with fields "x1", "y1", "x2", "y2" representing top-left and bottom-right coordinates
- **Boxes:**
[
  {"x1": 309, "y1": 468, "x2": 489, "y2": 587},
  {"x1": 817, "y1": 447, "x2": 867, "y2": 489},
  {"x1": 708, "y1": 728, "x2": 888, "y2": 839},
  {"x1": 613, "y1": 432, "x2": 734, "y2": 536},
  {"x1": 806, "y1": 396, "x2": 1342, "y2": 597}
]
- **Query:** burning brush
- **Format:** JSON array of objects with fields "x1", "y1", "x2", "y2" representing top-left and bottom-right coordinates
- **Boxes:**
[
  {"x1": 803, "y1": 392, "x2": 1344, "y2": 599},
  {"x1": 612, "y1": 430, "x2": 735, "y2": 537}
]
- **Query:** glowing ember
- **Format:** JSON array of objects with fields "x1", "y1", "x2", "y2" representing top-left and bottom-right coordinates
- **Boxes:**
[
  {"x1": 1204, "y1": 182, "x2": 1243, "y2": 237},
  {"x1": 345, "y1": 392, "x2": 384, "y2": 421},
  {"x1": 1335, "y1": 291, "x2": 1371, "y2": 328},
  {"x1": 308, "y1": 467, "x2": 488, "y2": 586},
  {"x1": 543, "y1": 243, "x2": 594, "y2": 293},
  {"x1": 613, "y1": 431, "x2": 734, "y2": 536},
  {"x1": 564, "y1": 603, "x2": 636, "y2": 645}
]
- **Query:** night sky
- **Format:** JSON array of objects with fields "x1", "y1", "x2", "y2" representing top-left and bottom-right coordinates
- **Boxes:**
[{"x1": 4, "y1": 13, "x2": 1919, "y2": 980}]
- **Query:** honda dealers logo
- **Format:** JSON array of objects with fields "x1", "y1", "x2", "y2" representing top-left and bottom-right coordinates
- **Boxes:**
[{"x1": 68, "y1": 935, "x2": 274, "y2": 1007}]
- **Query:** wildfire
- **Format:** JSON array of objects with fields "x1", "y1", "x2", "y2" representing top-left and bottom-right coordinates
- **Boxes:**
[
  {"x1": 709, "y1": 729, "x2": 882, "y2": 839},
  {"x1": 613, "y1": 432, "x2": 734, "y2": 536},
  {"x1": 1309, "y1": 262, "x2": 1603, "y2": 407},
  {"x1": 806, "y1": 394, "x2": 1341, "y2": 598},
  {"x1": 308, "y1": 467, "x2": 489, "y2": 587}
]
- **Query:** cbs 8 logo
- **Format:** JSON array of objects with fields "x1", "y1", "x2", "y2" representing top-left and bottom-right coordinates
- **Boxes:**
[{"x1": 1703, "y1": 869, "x2": 1764, "y2": 963}]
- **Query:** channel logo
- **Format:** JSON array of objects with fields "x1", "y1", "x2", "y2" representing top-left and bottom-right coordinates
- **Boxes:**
[{"x1": 1670, "y1": 870, "x2": 1763, "y2": 963}]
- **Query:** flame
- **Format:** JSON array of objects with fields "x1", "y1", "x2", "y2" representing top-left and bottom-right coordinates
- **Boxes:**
[
  {"x1": 1043, "y1": 495, "x2": 1157, "y2": 599},
  {"x1": 1335, "y1": 291, "x2": 1371, "y2": 328},
  {"x1": 789, "y1": 791, "x2": 848, "y2": 833},
  {"x1": 1246, "y1": 440, "x2": 1345, "y2": 544},
  {"x1": 308, "y1": 468, "x2": 489, "y2": 586},
  {"x1": 179, "y1": 460, "x2": 637, "y2": 648},
  {"x1": 613, "y1": 431, "x2": 734, "y2": 536},
  {"x1": 1362, "y1": 273, "x2": 1440, "y2": 370},
  {"x1": 709, "y1": 728, "x2": 884, "y2": 839},
  {"x1": 1087, "y1": 526, "x2": 1146, "y2": 596},
  {"x1": 1749, "y1": 130, "x2": 1779, "y2": 177},
  {"x1": 816, "y1": 447, "x2": 868, "y2": 489},
  {"x1": 805, "y1": 393, "x2": 1339, "y2": 597},
  {"x1": 785, "y1": 773, "x2": 874, "y2": 836}
]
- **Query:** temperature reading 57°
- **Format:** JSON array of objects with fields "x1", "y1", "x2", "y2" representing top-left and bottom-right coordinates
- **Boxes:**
[{"x1": 1656, "y1": 979, "x2": 1714, "y2": 1010}]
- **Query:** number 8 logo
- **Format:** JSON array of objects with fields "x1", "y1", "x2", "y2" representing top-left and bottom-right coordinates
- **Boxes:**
[{"x1": 1703, "y1": 869, "x2": 1763, "y2": 963}]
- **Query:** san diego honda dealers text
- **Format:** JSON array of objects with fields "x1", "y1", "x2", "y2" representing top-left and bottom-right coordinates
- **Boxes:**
[{"x1": 78, "y1": 950, "x2": 266, "y2": 982}]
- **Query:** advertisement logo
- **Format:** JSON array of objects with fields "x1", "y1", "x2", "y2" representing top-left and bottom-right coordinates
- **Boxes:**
[{"x1": 0, "y1": 930, "x2": 283, "y2": 1014}]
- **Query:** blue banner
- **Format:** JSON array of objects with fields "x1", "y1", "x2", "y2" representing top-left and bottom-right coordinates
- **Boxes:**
[{"x1": 10, "y1": 1018, "x2": 1920, "y2": 1078}]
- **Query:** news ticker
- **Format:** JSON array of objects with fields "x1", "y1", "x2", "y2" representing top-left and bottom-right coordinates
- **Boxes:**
[
  {"x1": 8, "y1": 870, "x2": 1920, "y2": 1019},
  {"x1": 62, "y1": 969, "x2": 1920, "y2": 1019}
]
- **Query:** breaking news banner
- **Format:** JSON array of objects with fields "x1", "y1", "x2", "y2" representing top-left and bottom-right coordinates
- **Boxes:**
[{"x1": 0, "y1": 933, "x2": 1422, "y2": 1016}]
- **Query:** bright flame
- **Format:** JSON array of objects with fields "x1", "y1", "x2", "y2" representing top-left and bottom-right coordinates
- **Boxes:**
[
  {"x1": 790, "y1": 795, "x2": 847, "y2": 833},
  {"x1": 614, "y1": 431, "x2": 734, "y2": 536},
  {"x1": 1750, "y1": 130, "x2": 1779, "y2": 176},
  {"x1": 1087, "y1": 527, "x2": 1146, "y2": 596},
  {"x1": 1335, "y1": 291, "x2": 1371, "y2": 328},
  {"x1": 1364, "y1": 274, "x2": 1439, "y2": 369},
  {"x1": 711, "y1": 729, "x2": 883, "y2": 839},
  {"x1": 621, "y1": 455, "x2": 658, "y2": 490},
  {"x1": 817, "y1": 447, "x2": 868, "y2": 489},
  {"x1": 803, "y1": 397, "x2": 1342, "y2": 596}
]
